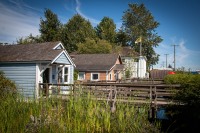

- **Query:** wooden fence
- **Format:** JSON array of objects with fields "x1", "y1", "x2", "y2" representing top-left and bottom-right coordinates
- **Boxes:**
[
  {"x1": 39, "y1": 82, "x2": 180, "y2": 106},
  {"x1": 39, "y1": 82, "x2": 180, "y2": 118}
]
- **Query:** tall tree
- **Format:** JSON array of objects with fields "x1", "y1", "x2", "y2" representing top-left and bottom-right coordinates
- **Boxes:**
[
  {"x1": 39, "y1": 9, "x2": 61, "y2": 42},
  {"x1": 122, "y1": 3, "x2": 163, "y2": 69},
  {"x1": 95, "y1": 17, "x2": 116, "y2": 43},
  {"x1": 77, "y1": 38, "x2": 112, "y2": 54},
  {"x1": 115, "y1": 28, "x2": 129, "y2": 46},
  {"x1": 62, "y1": 14, "x2": 96, "y2": 52}
]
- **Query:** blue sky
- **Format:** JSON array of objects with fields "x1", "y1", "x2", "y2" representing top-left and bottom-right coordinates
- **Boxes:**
[{"x1": 0, "y1": 0, "x2": 200, "y2": 71}]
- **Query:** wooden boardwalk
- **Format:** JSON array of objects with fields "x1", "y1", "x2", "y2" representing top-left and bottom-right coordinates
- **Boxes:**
[
  {"x1": 39, "y1": 81, "x2": 181, "y2": 118},
  {"x1": 39, "y1": 81, "x2": 180, "y2": 106}
]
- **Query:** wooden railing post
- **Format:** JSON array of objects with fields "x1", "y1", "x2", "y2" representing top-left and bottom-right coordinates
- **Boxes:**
[
  {"x1": 150, "y1": 86, "x2": 152, "y2": 103},
  {"x1": 45, "y1": 83, "x2": 49, "y2": 97}
]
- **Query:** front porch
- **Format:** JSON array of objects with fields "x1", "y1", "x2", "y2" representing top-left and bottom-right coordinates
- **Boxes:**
[{"x1": 38, "y1": 83, "x2": 75, "y2": 98}]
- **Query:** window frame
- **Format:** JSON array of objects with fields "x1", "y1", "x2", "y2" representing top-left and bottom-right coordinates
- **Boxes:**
[
  {"x1": 64, "y1": 67, "x2": 69, "y2": 83},
  {"x1": 91, "y1": 73, "x2": 100, "y2": 81},
  {"x1": 78, "y1": 72, "x2": 85, "y2": 80},
  {"x1": 57, "y1": 66, "x2": 69, "y2": 83}
]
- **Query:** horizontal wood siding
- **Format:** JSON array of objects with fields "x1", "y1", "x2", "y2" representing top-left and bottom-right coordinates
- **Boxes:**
[
  {"x1": 84, "y1": 72, "x2": 107, "y2": 81},
  {"x1": 54, "y1": 53, "x2": 70, "y2": 64},
  {"x1": 0, "y1": 63, "x2": 36, "y2": 98}
]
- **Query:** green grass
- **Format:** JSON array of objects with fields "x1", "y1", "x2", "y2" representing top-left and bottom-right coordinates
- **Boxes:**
[{"x1": 0, "y1": 91, "x2": 160, "y2": 133}]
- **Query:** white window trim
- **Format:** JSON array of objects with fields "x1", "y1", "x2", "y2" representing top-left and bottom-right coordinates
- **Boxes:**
[
  {"x1": 78, "y1": 72, "x2": 85, "y2": 80},
  {"x1": 109, "y1": 73, "x2": 112, "y2": 80},
  {"x1": 91, "y1": 73, "x2": 100, "y2": 81},
  {"x1": 57, "y1": 65, "x2": 70, "y2": 84},
  {"x1": 63, "y1": 66, "x2": 69, "y2": 84}
]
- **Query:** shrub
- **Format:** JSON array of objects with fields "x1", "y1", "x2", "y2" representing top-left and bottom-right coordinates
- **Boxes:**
[
  {"x1": 0, "y1": 71, "x2": 17, "y2": 99},
  {"x1": 164, "y1": 73, "x2": 200, "y2": 105}
]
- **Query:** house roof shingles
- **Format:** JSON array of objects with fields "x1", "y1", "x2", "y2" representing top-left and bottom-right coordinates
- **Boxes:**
[
  {"x1": 72, "y1": 54, "x2": 121, "y2": 71},
  {"x1": 0, "y1": 41, "x2": 62, "y2": 62}
]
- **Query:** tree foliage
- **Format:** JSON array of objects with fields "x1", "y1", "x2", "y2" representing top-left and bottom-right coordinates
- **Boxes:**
[
  {"x1": 77, "y1": 38, "x2": 112, "y2": 54},
  {"x1": 62, "y1": 14, "x2": 96, "y2": 52},
  {"x1": 95, "y1": 17, "x2": 116, "y2": 43},
  {"x1": 16, "y1": 34, "x2": 41, "y2": 45},
  {"x1": 115, "y1": 28, "x2": 129, "y2": 46},
  {"x1": 16, "y1": 5, "x2": 163, "y2": 68},
  {"x1": 122, "y1": 3, "x2": 163, "y2": 69},
  {"x1": 39, "y1": 9, "x2": 61, "y2": 42}
]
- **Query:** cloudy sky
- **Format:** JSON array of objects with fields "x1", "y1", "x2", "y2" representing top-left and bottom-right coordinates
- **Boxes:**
[{"x1": 0, "y1": 0, "x2": 200, "y2": 71}]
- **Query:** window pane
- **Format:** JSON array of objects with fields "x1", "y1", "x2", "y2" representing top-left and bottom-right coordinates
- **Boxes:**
[
  {"x1": 64, "y1": 67, "x2": 68, "y2": 74},
  {"x1": 92, "y1": 74, "x2": 98, "y2": 80},
  {"x1": 64, "y1": 75, "x2": 68, "y2": 82},
  {"x1": 79, "y1": 73, "x2": 84, "y2": 80}
]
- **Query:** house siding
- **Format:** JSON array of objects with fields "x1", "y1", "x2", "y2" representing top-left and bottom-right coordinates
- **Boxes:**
[
  {"x1": 52, "y1": 65, "x2": 57, "y2": 84},
  {"x1": 83, "y1": 72, "x2": 107, "y2": 81},
  {"x1": 0, "y1": 63, "x2": 36, "y2": 98},
  {"x1": 54, "y1": 53, "x2": 71, "y2": 64}
]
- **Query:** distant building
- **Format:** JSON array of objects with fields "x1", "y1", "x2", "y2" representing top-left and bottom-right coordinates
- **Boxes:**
[{"x1": 120, "y1": 47, "x2": 147, "y2": 79}]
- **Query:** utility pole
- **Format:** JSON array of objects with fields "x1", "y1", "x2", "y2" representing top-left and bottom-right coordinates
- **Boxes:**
[
  {"x1": 164, "y1": 54, "x2": 169, "y2": 68},
  {"x1": 171, "y1": 45, "x2": 179, "y2": 71}
]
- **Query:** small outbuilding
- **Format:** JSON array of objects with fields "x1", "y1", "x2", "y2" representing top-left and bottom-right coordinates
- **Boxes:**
[{"x1": 0, "y1": 41, "x2": 75, "y2": 98}]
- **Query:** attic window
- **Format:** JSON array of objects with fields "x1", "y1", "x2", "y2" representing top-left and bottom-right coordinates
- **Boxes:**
[{"x1": 53, "y1": 43, "x2": 64, "y2": 50}]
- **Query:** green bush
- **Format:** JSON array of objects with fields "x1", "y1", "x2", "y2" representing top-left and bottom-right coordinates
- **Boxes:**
[
  {"x1": 0, "y1": 71, "x2": 17, "y2": 99},
  {"x1": 164, "y1": 73, "x2": 200, "y2": 132},
  {"x1": 164, "y1": 73, "x2": 200, "y2": 105}
]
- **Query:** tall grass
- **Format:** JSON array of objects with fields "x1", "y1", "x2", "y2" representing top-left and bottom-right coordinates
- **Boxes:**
[{"x1": 0, "y1": 91, "x2": 160, "y2": 133}]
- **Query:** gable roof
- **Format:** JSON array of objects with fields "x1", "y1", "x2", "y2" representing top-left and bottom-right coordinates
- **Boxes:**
[
  {"x1": 0, "y1": 41, "x2": 75, "y2": 66},
  {"x1": 71, "y1": 54, "x2": 122, "y2": 71}
]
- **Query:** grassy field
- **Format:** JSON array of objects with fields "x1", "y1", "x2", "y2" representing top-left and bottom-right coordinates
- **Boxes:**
[{"x1": 0, "y1": 91, "x2": 160, "y2": 133}]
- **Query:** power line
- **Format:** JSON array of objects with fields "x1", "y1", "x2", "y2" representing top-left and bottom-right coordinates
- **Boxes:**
[{"x1": 171, "y1": 44, "x2": 179, "y2": 71}]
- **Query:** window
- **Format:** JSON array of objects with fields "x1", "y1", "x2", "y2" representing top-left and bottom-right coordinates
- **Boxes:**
[
  {"x1": 91, "y1": 73, "x2": 99, "y2": 81},
  {"x1": 78, "y1": 72, "x2": 85, "y2": 80},
  {"x1": 57, "y1": 66, "x2": 69, "y2": 83},
  {"x1": 64, "y1": 67, "x2": 68, "y2": 83},
  {"x1": 110, "y1": 73, "x2": 112, "y2": 80}
]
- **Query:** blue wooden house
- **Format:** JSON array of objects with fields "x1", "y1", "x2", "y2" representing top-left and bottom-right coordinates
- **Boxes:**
[{"x1": 0, "y1": 41, "x2": 75, "y2": 98}]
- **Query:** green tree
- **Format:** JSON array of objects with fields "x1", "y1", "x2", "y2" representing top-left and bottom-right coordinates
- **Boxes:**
[
  {"x1": 77, "y1": 38, "x2": 112, "y2": 54},
  {"x1": 62, "y1": 14, "x2": 96, "y2": 52},
  {"x1": 16, "y1": 34, "x2": 41, "y2": 44},
  {"x1": 122, "y1": 3, "x2": 163, "y2": 69},
  {"x1": 39, "y1": 9, "x2": 61, "y2": 42},
  {"x1": 115, "y1": 28, "x2": 129, "y2": 46},
  {"x1": 95, "y1": 17, "x2": 116, "y2": 43}
]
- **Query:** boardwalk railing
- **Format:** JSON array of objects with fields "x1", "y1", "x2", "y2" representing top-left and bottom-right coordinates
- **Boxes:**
[
  {"x1": 39, "y1": 82, "x2": 180, "y2": 118},
  {"x1": 39, "y1": 82, "x2": 180, "y2": 106}
]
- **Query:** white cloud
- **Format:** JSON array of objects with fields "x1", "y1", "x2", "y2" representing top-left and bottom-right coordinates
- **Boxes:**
[
  {"x1": 0, "y1": 1, "x2": 40, "y2": 43},
  {"x1": 63, "y1": 0, "x2": 122, "y2": 29},
  {"x1": 75, "y1": 0, "x2": 100, "y2": 25}
]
